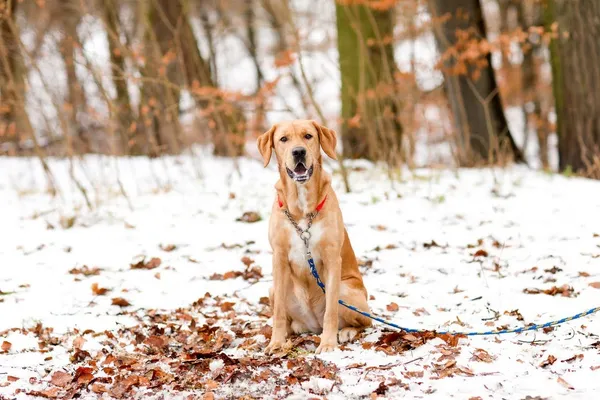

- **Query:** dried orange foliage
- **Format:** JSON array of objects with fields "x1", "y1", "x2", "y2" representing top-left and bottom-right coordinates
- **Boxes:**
[{"x1": 336, "y1": 0, "x2": 398, "y2": 10}]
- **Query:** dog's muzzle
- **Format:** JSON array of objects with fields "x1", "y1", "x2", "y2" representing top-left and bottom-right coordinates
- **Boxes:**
[{"x1": 286, "y1": 162, "x2": 313, "y2": 184}]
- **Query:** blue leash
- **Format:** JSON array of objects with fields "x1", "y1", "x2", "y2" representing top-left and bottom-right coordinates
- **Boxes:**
[
  {"x1": 307, "y1": 256, "x2": 600, "y2": 336},
  {"x1": 281, "y1": 203, "x2": 600, "y2": 336}
]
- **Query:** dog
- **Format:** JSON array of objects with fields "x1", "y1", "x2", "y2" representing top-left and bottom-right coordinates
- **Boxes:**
[{"x1": 257, "y1": 120, "x2": 372, "y2": 354}]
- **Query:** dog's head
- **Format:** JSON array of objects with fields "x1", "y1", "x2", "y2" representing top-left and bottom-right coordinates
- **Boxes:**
[{"x1": 257, "y1": 120, "x2": 337, "y2": 184}]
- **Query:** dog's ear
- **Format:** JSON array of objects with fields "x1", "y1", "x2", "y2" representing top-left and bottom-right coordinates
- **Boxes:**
[
  {"x1": 311, "y1": 121, "x2": 337, "y2": 160},
  {"x1": 257, "y1": 124, "x2": 277, "y2": 167}
]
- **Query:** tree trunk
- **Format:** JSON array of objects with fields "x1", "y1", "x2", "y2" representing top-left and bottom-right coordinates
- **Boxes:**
[
  {"x1": 547, "y1": 0, "x2": 600, "y2": 178},
  {"x1": 142, "y1": 0, "x2": 245, "y2": 156},
  {"x1": 262, "y1": 0, "x2": 309, "y2": 116},
  {"x1": 518, "y1": 0, "x2": 549, "y2": 169},
  {"x1": 429, "y1": 0, "x2": 524, "y2": 166},
  {"x1": 140, "y1": 0, "x2": 185, "y2": 155},
  {"x1": 245, "y1": 0, "x2": 266, "y2": 137},
  {"x1": 59, "y1": 0, "x2": 87, "y2": 153},
  {"x1": 336, "y1": 2, "x2": 402, "y2": 163},
  {"x1": 103, "y1": 0, "x2": 134, "y2": 154},
  {"x1": 177, "y1": 1, "x2": 245, "y2": 157},
  {"x1": 0, "y1": 0, "x2": 31, "y2": 150}
]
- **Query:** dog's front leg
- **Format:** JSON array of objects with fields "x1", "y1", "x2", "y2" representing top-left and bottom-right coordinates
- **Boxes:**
[
  {"x1": 316, "y1": 251, "x2": 341, "y2": 353},
  {"x1": 265, "y1": 251, "x2": 289, "y2": 354}
]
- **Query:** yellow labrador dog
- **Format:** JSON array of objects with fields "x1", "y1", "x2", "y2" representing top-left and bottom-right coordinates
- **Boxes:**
[{"x1": 257, "y1": 120, "x2": 372, "y2": 354}]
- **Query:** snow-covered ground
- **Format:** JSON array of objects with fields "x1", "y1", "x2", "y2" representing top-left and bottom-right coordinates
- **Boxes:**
[{"x1": 1, "y1": 152, "x2": 599, "y2": 399}]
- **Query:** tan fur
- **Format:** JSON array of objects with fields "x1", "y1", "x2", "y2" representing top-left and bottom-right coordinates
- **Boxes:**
[{"x1": 257, "y1": 119, "x2": 372, "y2": 354}]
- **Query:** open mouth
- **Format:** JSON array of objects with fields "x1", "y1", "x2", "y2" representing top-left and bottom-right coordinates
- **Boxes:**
[{"x1": 286, "y1": 163, "x2": 313, "y2": 183}]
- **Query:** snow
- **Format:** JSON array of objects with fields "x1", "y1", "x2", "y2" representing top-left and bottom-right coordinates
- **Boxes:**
[
  {"x1": 2, "y1": 1, "x2": 596, "y2": 397},
  {"x1": 1, "y1": 152, "x2": 600, "y2": 399}
]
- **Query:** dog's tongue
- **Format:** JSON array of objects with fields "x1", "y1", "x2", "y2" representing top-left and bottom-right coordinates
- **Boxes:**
[{"x1": 294, "y1": 163, "x2": 307, "y2": 175}]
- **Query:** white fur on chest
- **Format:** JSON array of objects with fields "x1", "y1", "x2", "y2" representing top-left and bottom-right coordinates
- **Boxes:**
[
  {"x1": 287, "y1": 218, "x2": 323, "y2": 267},
  {"x1": 297, "y1": 186, "x2": 308, "y2": 214}
]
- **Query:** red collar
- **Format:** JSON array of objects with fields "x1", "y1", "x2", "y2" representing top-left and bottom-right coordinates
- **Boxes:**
[{"x1": 277, "y1": 195, "x2": 327, "y2": 212}]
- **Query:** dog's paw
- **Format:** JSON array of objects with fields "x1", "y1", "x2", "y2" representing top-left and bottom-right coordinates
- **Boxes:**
[
  {"x1": 315, "y1": 342, "x2": 337, "y2": 354},
  {"x1": 315, "y1": 336, "x2": 337, "y2": 354},
  {"x1": 264, "y1": 339, "x2": 286, "y2": 355},
  {"x1": 338, "y1": 327, "x2": 360, "y2": 344}
]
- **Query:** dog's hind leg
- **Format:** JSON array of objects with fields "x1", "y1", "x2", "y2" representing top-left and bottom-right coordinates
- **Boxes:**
[
  {"x1": 338, "y1": 278, "x2": 373, "y2": 330},
  {"x1": 338, "y1": 327, "x2": 360, "y2": 343}
]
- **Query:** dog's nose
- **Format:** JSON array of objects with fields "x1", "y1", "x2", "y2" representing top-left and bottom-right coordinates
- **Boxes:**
[{"x1": 292, "y1": 147, "x2": 306, "y2": 159}]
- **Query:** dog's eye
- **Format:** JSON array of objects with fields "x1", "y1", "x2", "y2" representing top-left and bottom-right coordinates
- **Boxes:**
[
  {"x1": 280, "y1": 137, "x2": 288, "y2": 143},
  {"x1": 304, "y1": 134, "x2": 313, "y2": 139}
]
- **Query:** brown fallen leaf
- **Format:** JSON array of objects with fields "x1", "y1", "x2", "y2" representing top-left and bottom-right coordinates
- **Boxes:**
[
  {"x1": 91, "y1": 383, "x2": 108, "y2": 394},
  {"x1": 438, "y1": 333, "x2": 464, "y2": 347},
  {"x1": 504, "y1": 309, "x2": 524, "y2": 321},
  {"x1": 471, "y1": 348, "x2": 495, "y2": 363},
  {"x1": 144, "y1": 335, "x2": 168, "y2": 349},
  {"x1": 589, "y1": 282, "x2": 600, "y2": 289},
  {"x1": 70, "y1": 349, "x2": 91, "y2": 363},
  {"x1": 91, "y1": 283, "x2": 109, "y2": 296},
  {"x1": 557, "y1": 376, "x2": 574, "y2": 390},
  {"x1": 220, "y1": 302, "x2": 235, "y2": 312},
  {"x1": 27, "y1": 388, "x2": 60, "y2": 398},
  {"x1": 69, "y1": 266, "x2": 102, "y2": 276},
  {"x1": 111, "y1": 297, "x2": 131, "y2": 307},
  {"x1": 160, "y1": 244, "x2": 177, "y2": 252},
  {"x1": 545, "y1": 266, "x2": 562, "y2": 274},
  {"x1": 402, "y1": 370, "x2": 424, "y2": 379},
  {"x1": 73, "y1": 336, "x2": 86, "y2": 350},
  {"x1": 259, "y1": 297, "x2": 270, "y2": 305},
  {"x1": 110, "y1": 375, "x2": 140, "y2": 398},
  {"x1": 242, "y1": 265, "x2": 263, "y2": 282},
  {"x1": 130, "y1": 257, "x2": 162, "y2": 270},
  {"x1": 457, "y1": 366, "x2": 475, "y2": 376},
  {"x1": 423, "y1": 240, "x2": 442, "y2": 249},
  {"x1": 50, "y1": 371, "x2": 72, "y2": 387},
  {"x1": 562, "y1": 354, "x2": 584, "y2": 363},
  {"x1": 204, "y1": 380, "x2": 219, "y2": 390},
  {"x1": 473, "y1": 249, "x2": 488, "y2": 257},
  {"x1": 74, "y1": 367, "x2": 94, "y2": 385},
  {"x1": 236, "y1": 211, "x2": 261, "y2": 223},
  {"x1": 222, "y1": 271, "x2": 242, "y2": 280},
  {"x1": 403, "y1": 334, "x2": 419, "y2": 342},
  {"x1": 374, "y1": 381, "x2": 389, "y2": 395},
  {"x1": 1, "y1": 341, "x2": 11, "y2": 352},
  {"x1": 241, "y1": 256, "x2": 254, "y2": 267},
  {"x1": 347, "y1": 362, "x2": 367, "y2": 369},
  {"x1": 7, "y1": 376, "x2": 19, "y2": 382},
  {"x1": 524, "y1": 285, "x2": 575, "y2": 297},
  {"x1": 540, "y1": 354, "x2": 557, "y2": 368},
  {"x1": 386, "y1": 302, "x2": 399, "y2": 312},
  {"x1": 413, "y1": 307, "x2": 430, "y2": 316}
]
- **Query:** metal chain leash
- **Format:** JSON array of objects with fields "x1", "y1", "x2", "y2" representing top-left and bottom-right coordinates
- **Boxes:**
[{"x1": 282, "y1": 208, "x2": 318, "y2": 256}]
